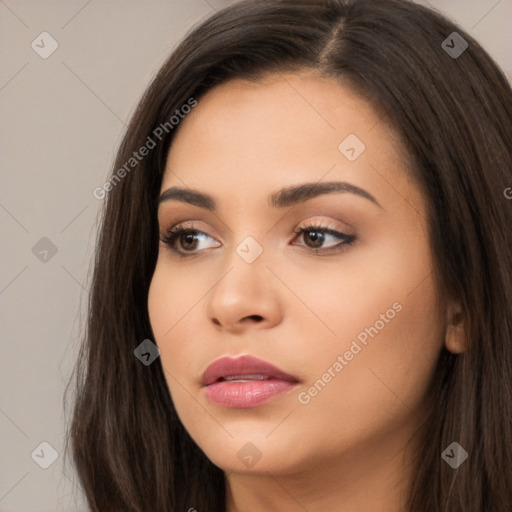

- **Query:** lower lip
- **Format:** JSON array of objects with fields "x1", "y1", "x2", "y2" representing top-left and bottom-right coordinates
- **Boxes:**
[{"x1": 204, "y1": 380, "x2": 298, "y2": 408}]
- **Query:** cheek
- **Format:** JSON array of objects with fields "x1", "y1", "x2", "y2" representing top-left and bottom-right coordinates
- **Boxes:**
[
  {"x1": 293, "y1": 256, "x2": 444, "y2": 451},
  {"x1": 147, "y1": 263, "x2": 191, "y2": 370},
  {"x1": 287, "y1": 224, "x2": 443, "y2": 415},
  {"x1": 147, "y1": 265, "x2": 171, "y2": 342},
  {"x1": 148, "y1": 259, "x2": 215, "y2": 391}
]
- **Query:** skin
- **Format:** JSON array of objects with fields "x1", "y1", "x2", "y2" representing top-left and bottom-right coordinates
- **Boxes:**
[{"x1": 147, "y1": 70, "x2": 461, "y2": 511}]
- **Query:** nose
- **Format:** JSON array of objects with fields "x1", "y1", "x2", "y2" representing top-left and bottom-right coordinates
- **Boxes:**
[{"x1": 205, "y1": 256, "x2": 283, "y2": 334}]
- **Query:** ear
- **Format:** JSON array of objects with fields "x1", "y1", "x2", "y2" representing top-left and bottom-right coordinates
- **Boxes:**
[{"x1": 444, "y1": 303, "x2": 467, "y2": 354}]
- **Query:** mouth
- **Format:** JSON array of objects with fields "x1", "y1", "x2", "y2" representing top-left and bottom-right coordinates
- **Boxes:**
[{"x1": 201, "y1": 355, "x2": 300, "y2": 408}]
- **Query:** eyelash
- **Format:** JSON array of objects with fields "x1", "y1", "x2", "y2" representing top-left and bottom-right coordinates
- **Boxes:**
[{"x1": 159, "y1": 222, "x2": 356, "y2": 258}]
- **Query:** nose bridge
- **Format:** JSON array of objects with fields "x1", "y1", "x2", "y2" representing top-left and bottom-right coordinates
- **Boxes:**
[
  {"x1": 214, "y1": 233, "x2": 269, "y2": 298},
  {"x1": 219, "y1": 207, "x2": 270, "y2": 268}
]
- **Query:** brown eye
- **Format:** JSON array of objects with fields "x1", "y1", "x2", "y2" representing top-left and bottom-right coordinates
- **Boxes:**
[
  {"x1": 160, "y1": 224, "x2": 221, "y2": 257},
  {"x1": 179, "y1": 231, "x2": 200, "y2": 251},
  {"x1": 302, "y1": 229, "x2": 325, "y2": 249},
  {"x1": 292, "y1": 224, "x2": 356, "y2": 253}
]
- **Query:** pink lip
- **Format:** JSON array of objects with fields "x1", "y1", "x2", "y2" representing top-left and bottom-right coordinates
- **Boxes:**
[{"x1": 201, "y1": 355, "x2": 300, "y2": 408}]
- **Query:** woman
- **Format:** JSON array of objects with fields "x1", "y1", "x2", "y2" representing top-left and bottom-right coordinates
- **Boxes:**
[{"x1": 68, "y1": 0, "x2": 512, "y2": 510}]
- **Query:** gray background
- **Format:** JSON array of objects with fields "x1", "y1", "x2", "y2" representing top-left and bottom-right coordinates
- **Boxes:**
[{"x1": 1, "y1": 1, "x2": 511, "y2": 510}]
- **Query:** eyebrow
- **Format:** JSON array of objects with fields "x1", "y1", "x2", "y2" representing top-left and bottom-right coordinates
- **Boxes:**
[{"x1": 158, "y1": 181, "x2": 382, "y2": 210}]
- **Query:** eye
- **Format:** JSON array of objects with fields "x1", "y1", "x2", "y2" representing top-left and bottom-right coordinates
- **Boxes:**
[
  {"x1": 160, "y1": 221, "x2": 356, "y2": 258},
  {"x1": 291, "y1": 223, "x2": 356, "y2": 253},
  {"x1": 160, "y1": 223, "x2": 220, "y2": 257}
]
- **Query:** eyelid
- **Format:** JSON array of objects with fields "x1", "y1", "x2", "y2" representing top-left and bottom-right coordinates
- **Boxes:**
[
  {"x1": 159, "y1": 222, "x2": 220, "y2": 249},
  {"x1": 160, "y1": 220, "x2": 221, "y2": 241},
  {"x1": 294, "y1": 217, "x2": 347, "y2": 233}
]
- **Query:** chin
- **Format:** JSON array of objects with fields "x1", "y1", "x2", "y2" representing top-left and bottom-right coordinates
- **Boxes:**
[{"x1": 195, "y1": 433, "x2": 311, "y2": 475}]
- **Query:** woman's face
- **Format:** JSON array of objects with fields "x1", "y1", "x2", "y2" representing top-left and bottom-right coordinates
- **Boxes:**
[{"x1": 148, "y1": 70, "x2": 446, "y2": 476}]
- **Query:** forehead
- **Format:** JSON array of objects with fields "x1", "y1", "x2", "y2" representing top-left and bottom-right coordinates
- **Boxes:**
[{"x1": 162, "y1": 70, "x2": 414, "y2": 206}]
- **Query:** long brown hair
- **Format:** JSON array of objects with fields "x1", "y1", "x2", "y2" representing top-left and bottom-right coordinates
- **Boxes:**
[{"x1": 67, "y1": 0, "x2": 512, "y2": 510}]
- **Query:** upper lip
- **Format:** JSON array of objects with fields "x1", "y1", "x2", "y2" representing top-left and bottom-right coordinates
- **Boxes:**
[{"x1": 201, "y1": 355, "x2": 300, "y2": 386}]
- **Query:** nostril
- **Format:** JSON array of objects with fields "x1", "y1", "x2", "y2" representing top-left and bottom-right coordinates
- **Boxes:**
[{"x1": 244, "y1": 315, "x2": 263, "y2": 322}]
